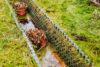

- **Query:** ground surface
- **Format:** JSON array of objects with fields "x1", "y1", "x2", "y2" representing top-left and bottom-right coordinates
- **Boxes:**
[
  {"x1": 0, "y1": 0, "x2": 37, "y2": 67},
  {"x1": 1, "y1": 0, "x2": 100, "y2": 67},
  {"x1": 35, "y1": 0, "x2": 100, "y2": 67}
]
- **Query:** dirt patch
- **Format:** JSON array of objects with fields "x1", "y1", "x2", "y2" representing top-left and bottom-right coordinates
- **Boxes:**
[
  {"x1": 90, "y1": 0, "x2": 100, "y2": 7},
  {"x1": 46, "y1": 9, "x2": 55, "y2": 13},
  {"x1": 75, "y1": 36, "x2": 87, "y2": 41},
  {"x1": 71, "y1": 33, "x2": 87, "y2": 41}
]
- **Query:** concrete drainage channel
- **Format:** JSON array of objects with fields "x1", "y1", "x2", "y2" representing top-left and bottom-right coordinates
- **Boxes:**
[
  {"x1": 5, "y1": 0, "x2": 67, "y2": 67},
  {"x1": 5, "y1": 0, "x2": 94, "y2": 67}
]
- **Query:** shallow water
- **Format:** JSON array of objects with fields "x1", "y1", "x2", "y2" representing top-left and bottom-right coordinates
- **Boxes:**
[
  {"x1": 39, "y1": 45, "x2": 62, "y2": 67},
  {"x1": 22, "y1": 15, "x2": 36, "y2": 32}
]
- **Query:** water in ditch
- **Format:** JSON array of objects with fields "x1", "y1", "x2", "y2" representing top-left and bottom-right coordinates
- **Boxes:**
[{"x1": 18, "y1": 14, "x2": 67, "y2": 67}]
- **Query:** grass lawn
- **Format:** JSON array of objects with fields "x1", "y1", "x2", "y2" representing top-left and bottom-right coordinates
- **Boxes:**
[
  {"x1": 35, "y1": 0, "x2": 100, "y2": 67},
  {"x1": 0, "y1": 0, "x2": 37, "y2": 67}
]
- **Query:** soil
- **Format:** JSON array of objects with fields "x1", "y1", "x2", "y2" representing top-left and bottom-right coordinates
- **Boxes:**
[
  {"x1": 71, "y1": 33, "x2": 87, "y2": 41},
  {"x1": 46, "y1": 9, "x2": 55, "y2": 13},
  {"x1": 76, "y1": 36, "x2": 87, "y2": 41},
  {"x1": 90, "y1": 0, "x2": 100, "y2": 6}
]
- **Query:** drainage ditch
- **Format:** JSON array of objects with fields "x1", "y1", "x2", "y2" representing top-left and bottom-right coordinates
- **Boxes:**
[{"x1": 5, "y1": 0, "x2": 94, "y2": 67}]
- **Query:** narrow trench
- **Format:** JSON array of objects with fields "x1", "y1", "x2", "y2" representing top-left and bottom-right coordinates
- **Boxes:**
[{"x1": 18, "y1": 14, "x2": 67, "y2": 67}]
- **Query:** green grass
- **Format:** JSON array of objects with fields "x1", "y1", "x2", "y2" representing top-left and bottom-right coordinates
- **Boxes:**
[
  {"x1": 0, "y1": 0, "x2": 37, "y2": 67},
  {"x1": 35, "y1": 0, "x2": 100, "y2": 67}
]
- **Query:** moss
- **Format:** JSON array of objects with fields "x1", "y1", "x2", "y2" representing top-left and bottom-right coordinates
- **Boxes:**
[
  {"x1": 35, "y1": 0, "x2": 100, "y2": 67},
  {"x1": 0, "y1": 0, "x2": 37, "y2": 67}
]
